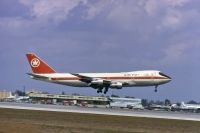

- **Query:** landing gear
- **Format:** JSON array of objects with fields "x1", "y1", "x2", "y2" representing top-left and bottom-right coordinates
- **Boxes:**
[
  {"x1": 97, "y1": 87, "x2": 103, "y2": 93},
  {"x1": 96, "y1": 87, "x2": 109, "y2": 94},
  {"x1": 97, "y1": 90, "x2": 102, "y2": 93},
  {"x1": 154, "y1": 85, "x2": 158, "y2": 92},
  {"x1": 104, "y1": 87, "x2": 109, "y2": 94}
]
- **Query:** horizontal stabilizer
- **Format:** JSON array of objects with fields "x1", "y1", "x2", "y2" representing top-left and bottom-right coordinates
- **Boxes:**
[{"x1": 27, "y1": 73, "x2": 49, "y2": 80}]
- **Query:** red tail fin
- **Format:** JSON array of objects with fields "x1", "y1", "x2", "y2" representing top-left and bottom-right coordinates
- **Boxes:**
[{"x1": 26, "y1": 53, "x2": 56, "y2": 74}]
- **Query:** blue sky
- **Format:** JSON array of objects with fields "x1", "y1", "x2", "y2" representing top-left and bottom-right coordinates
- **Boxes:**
[{"x1": 0, "y1": 0, "x2": 200, "y2": 102}]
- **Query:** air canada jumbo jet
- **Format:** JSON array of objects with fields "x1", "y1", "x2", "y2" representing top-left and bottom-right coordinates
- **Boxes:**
[{"x1": 26, "y1": 53, "x2": 171, "y2": 94}]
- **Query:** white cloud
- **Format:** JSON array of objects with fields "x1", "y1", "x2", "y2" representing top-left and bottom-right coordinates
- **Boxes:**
[
  {"x1": 83, "y1": 0, "x2": 112, "y2": 20},
  {"x1": 0, "y1": 0, "x2": 192, "y2": 32},
  {"x1": 144, "y1": 0, "x2": 159, "y2": 16},
  {"x1": 163, "y1": 0, "x2": 190, "y2": 7},
  {"x1": 19, "y1": 0, "x2": 87, "y2": 23},
  {"x1": 161, "y1": 10, "x2": 182, "y2": 28},
  {"x1": 0, "y1": 0, "x2": 88, "y2": 32}
]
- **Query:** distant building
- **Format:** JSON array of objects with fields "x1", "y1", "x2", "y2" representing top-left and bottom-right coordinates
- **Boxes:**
[{"x1": 0, "y1": 90, "x2": 12, "y2": 99}]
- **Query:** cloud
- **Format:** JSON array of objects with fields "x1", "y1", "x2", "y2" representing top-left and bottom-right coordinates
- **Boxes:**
[
  {"x1": 0, "y1": 0, "x2": 196, "y2": 33},
  {"x1": 0, "y1": 0, "x2": 88, "y2": 34},
  {"x1": 161, "y1": 10, "x2": 182, "y2": 29},
  {"x1": 1, "y1": 0, "x2": 199, "y2": 62},
  {"x1": 163, "y1": 0, "x2": 190, "y2": 7},
  {"x1": 144, "y1": 0, "x2": 159, "y2": 16},
  {"x1": 19, "y1": 0, "x2": 87, "y2": 23},
  {"x1": 83, "y1": 0, "x2": 112, "y2": 20}
]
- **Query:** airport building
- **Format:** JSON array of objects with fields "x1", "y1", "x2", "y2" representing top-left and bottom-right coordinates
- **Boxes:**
[
  {"x1": 0, "y1": 90, "x2": 12, "y2": 99},
  {"x1": 27, "y1": 92, "x2": 109, "y2": 106},
  {"x1": 27, "y1": 92, "x2": 143, "y2": 109}
]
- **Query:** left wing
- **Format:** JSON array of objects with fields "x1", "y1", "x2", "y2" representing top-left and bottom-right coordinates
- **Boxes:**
[
  {"x1": 71, "y1": 73, "x2": 93, "y2": 83},
  {"x1": 70, "y1": 73, "x2": 111, "y2": 87},
  {"x1": 71, "y1": 73, "x2": 125, "y2": 94}
]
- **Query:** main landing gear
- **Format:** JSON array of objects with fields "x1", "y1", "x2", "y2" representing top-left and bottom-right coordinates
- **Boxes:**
[
  {"x1": 97, "y1": 87, "x2": 109, "y2": 94},
  {"x1": 97, "y1": 87, "x2": 103, "y2": 93}
]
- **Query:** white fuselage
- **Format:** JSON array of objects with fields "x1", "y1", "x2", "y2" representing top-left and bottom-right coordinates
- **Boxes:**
[
  {"x1": 31, "y1": 70, "x2": 171, "y2": 88},
  {"x1": 180, "y1": 102, "x2": 200, "y2": 110}
]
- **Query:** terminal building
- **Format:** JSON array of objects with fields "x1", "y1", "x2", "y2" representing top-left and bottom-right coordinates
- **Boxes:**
[
  {"x1": 0, "y1": 90, "x2": 12, "y2": 99},
  {"x1": 27, "y1": 92, "x2": 143, "y2": 109},
  {"x1": 27, "y1": 92, "x2": 109, "y2": 106}
]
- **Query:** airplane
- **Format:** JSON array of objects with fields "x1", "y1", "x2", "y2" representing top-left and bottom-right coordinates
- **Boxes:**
[
  {"x1": 171, "y1": 102, "x2": 200, "y2": 112},
  {"x1": 26, "y1": 53, "x2": 171, "y2": 94},
  {"x1": 180, "y1": 102, "x2": 200, "y2": 111}
]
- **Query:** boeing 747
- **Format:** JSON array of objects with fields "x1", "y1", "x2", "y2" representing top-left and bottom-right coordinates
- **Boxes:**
[{"x1": 26, "y1": 53, "x2": 171, "y2": 94}]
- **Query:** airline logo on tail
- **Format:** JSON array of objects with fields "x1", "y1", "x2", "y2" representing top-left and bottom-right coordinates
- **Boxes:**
[
  {"x1": 31, "y1": 58, "x2": 40, "y2": 67},
  {"x1": 26, "y1": 53, "x2": 56, "y2": 74}
]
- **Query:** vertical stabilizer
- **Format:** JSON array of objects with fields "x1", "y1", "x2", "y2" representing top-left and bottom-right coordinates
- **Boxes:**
[{"x1": 26, "y1": 53, "x2": 56, "y2": 74}]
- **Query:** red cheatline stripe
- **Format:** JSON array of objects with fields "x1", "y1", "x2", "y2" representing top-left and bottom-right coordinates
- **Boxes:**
[{"x1": 51, "y1": 76, "x2": 167, "y2": 81}]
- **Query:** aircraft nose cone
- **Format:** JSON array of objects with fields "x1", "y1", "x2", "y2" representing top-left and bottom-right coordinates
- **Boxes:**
[
  {"x1": 167, "y1": 78, "x2": 172, "y2": 82},
  {"x1": 159, "y1": 72, "x2": 171, "y2": 80},
  {"x1": 165, "y1": 77, "x2": 172, "y2": 83}
]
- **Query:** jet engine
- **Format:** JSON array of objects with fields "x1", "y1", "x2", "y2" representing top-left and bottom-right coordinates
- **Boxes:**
[
  {"x1": 89, "y1": 79, "x2": 104, "y2": 86},
  {"x1": 110, "y1": 82, "x2": 123, "y2": 89}
]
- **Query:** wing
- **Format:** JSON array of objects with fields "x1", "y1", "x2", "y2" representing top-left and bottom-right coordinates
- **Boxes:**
[
  {"x1": 71, "y1": 73, "x2": 129, "y2": 91},
  {"x1": 70, "y1": 73, "x2": 93, "y2": 83},
  {"x1": 70, "y1": 73, "x2": 111, "y2": 87}
]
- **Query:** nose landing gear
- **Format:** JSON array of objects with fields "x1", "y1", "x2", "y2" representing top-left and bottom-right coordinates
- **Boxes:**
[
  {"x1": 104, "y1": 87, "x2": 109, "y2": 94},
  {"x1": 154, "y1": 85, "x2": 158, "y2": 92}
]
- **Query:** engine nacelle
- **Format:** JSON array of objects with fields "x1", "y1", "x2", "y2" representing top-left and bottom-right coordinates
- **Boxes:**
[
  {"x1": 89, "y1": 79, "x2": 104, "y2": 86},
  {"x1": 110, "y1": 82, "x2": 123, "y2": 89}
]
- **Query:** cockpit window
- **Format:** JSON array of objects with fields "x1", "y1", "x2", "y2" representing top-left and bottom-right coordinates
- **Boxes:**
[{"x1": 159, "y1": 72, "x2": 171, "y2": 79}]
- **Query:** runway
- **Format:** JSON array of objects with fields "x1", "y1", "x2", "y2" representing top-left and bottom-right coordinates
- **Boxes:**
[{"x1": 0, "y1": 102, "x2": 200, "y2": 121}]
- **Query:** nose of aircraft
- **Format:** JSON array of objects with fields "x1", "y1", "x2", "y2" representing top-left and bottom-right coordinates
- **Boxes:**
[
  {"x1": 166, "y1": 77, "x2": 172, "y2": 83},
  {"x1": 159, "y1": 72, "x2": 171, "y2": 83}
]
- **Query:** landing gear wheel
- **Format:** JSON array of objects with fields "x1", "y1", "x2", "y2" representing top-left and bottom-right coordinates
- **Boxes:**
[
  {"x1": 97, "y1": 90, "x2": 102, "y2": 93},
  {"x1": 97, "y1": 88, "x2": 103, "y2": 93}
]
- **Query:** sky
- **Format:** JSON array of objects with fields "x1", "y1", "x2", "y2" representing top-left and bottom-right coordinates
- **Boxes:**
[{"x1": 0, "y1": 0, "x2": 200, "y2": 102}]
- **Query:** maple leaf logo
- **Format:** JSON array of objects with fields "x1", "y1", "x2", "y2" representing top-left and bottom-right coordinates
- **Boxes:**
[{"x1": 31, "y1": 58, "x2": 40, "y2": 67}]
